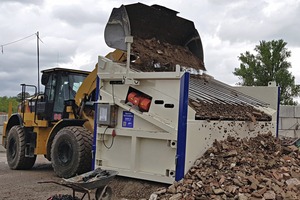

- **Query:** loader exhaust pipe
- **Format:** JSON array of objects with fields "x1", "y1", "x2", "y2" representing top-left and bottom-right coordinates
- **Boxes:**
[{"x1": 104, "y1": 3, "x2": 205, "y2": 70}]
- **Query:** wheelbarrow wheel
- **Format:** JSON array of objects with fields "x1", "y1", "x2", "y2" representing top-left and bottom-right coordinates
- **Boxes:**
[{"x1": 95, "y1": 186, "x2": 112, "y2": 200}]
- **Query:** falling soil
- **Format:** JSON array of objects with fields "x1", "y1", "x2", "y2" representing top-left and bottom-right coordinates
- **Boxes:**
[
  {"x1": 131, "y1": 37, "x2": 205, "y2": 72},
  {"x1": 190, "y1": 99, "x2": 271, "y2": 121}
]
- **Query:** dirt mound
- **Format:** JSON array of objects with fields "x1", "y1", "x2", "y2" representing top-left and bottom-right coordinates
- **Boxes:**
[
  {"x1": 109, "y1": 176, "x2": 167, "y2": 200},
  {"x1": 152, "y1": 133, "x2": 300, "y2": 199},
  {"x1": 131, "y1": 37, "x2": 205, "y2": 72}
]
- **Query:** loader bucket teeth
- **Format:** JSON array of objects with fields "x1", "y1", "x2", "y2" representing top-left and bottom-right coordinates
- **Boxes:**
[{"x1": 104, "y1": 3, "x2": 205, "y2": 69}]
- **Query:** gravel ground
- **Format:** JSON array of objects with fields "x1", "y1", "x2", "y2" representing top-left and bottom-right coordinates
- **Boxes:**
[
  {"x1": 0, "y1": 126, "x2": 167, "y2": 200},
  {"x1": 0, "y1": 152, "x2": 166, "y2": 200},
  {"x1": 0, "y1": 126, "x2": 166, "y2": 200},
  {"x1": 0, "y1": 152, "x2": 70, "y2": 200}
]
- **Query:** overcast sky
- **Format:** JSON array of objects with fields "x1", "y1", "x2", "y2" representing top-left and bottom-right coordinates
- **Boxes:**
[{"x1": 0, "y1": 0, "x2": 300, "y2": 97}]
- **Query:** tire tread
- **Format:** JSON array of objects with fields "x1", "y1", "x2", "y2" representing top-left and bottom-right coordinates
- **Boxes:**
[
  {"x1": 51, "y1": 126, "x2": 93, "y2": 178},
  {"x1": 6, "y1": 125, "x2": 36, "y2": 170}
]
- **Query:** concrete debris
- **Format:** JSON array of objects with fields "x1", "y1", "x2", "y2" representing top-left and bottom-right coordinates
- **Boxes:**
[
  {"x1": 152, "y1": 132, "x2": 300, "y2": 199},
  {"x1": 286, "y1": 177, "x2": 300, "y2": 186},
  {"x1": 263, "y1": 190, "x2": 276, "y2": 199},
  {"x1": 149, "y1": 193, "x2": 158, "y2": 200},
  {"x1": 168, "y1": 193, "x2": 182, "y2": 200}
]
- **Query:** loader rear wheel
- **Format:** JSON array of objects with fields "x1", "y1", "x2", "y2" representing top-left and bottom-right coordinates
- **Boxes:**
[
  {"x1": 51, "y1": 126, "x2": 93, "y2": 178},
  {"x1": 6, "y1": 125, "x2": 36, "y2": 170}
]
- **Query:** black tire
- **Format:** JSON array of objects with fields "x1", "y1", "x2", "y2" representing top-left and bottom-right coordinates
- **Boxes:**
[
  {"x1": 51, "y1": 126, "x2": 93, "y2": 178},
  {"x1": 95, "y1": 186, "x2": 113, "y2": 200},
  {"x1": 6, "y1": 125, "x2": 36, "y2": 169}
]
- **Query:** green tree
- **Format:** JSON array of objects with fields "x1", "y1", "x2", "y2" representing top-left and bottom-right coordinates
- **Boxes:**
[
  {"x1": 0, "y1": 96, "x2": 19, "y2": 113},
  {"x1": 233, "y1": 39, "x2": 300, "y2": 105}
]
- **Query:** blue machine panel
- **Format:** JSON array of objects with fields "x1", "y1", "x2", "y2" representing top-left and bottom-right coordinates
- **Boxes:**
[
  {"x1": 122, "y1": 111, "x2": 134, "y2": 128},
  {"x1": 175, "y1": 72, "x2": 190, "y2": 181}
]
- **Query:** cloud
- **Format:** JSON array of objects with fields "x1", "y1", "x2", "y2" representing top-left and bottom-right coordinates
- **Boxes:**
[
  {"x1": 215, "y1": 0, "x2": 300, "y2": 45},
  {"x1": 202, "y1": 33, "x2": 254, "y2": 85},
  {"x1": 51, "y1": 4, "x2": 108, "y2": 27},
  {"x1": 1, "y1": 0, "x2": 300, "y2": 98},
  {"x1": 0, "y1": 0, "x2": 44, "y2": 5}
]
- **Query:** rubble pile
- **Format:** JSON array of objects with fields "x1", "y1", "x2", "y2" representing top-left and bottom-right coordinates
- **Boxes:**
[
  {"x1": 152, "y1": 133, "x2": 300, "y2": 200},
  {"x1": 131, "y1": 37, "x2": 205, "y2": 72}
]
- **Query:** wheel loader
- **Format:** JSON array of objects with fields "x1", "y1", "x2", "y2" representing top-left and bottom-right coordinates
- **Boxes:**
[
  {"x1": 2, "y1": 68, "x2": 96, "y2": 177},
  {"x1": 1, "y1": 3, "x2": 205, "y2": 178}
]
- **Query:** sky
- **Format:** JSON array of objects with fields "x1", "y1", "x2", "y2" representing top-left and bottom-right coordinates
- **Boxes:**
[{"x1": 0, "y1": 0, "x2": 300, "y2": 97}]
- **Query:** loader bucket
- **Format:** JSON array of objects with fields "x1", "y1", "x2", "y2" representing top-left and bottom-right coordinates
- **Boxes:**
[{"x1": 104, "y1": 3, "x2": 204, "y2": 67}]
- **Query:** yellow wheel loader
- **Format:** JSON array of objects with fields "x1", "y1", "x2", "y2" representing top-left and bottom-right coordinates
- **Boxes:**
[
  {"x1": 2, "y1": 68, "x2": 97, "y2": 177},
  {"x1": 1, "y1": 2, "x2": 204, "y2": 178}
]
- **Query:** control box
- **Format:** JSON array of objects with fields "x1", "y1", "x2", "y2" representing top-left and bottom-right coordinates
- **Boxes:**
[{"x1": 98, "y1": 104, "x2": 118, "y2": 127}]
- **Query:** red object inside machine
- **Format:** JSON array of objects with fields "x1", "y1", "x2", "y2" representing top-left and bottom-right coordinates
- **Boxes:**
[
  {"x1": 127, "y1": 91, "x2": 151, "y2": 112},
  {"x1": 127, "y1": 92, "x2": 137, "y2": 103}
]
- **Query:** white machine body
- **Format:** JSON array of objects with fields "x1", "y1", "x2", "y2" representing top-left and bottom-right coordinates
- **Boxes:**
[{"x1": 95, "y1": 56, "x2": 278, "y2": 183}]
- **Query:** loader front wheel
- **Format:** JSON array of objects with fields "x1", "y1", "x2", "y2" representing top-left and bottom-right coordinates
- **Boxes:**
[
  {"x1": 6, "y1": 125, "x2": 36, "y2": 169},
  {"x1": 51, "y1": 126, "x2": 93, "y2": 178}
]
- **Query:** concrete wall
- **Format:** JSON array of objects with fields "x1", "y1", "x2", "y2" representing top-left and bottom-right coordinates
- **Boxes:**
[
  {"x1": 0, "y1": 115, "x2": 7, "y2": 152},
  {"x1": 0, "y1": 115, "x2": 8, "y2": 126},
  {"x1": 0, "y1": 115, "x2": 5, "y2": 152},
  {"x1": 278, "y1": 105, "x2": 300, "y2": 138}
]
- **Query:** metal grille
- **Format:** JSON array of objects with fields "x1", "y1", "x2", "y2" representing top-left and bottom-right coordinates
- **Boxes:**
[{"x1": 189, "y1": 75, "x2": 269, "y2": 107}]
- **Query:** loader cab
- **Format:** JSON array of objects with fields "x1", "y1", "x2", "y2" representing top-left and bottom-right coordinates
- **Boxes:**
[{"x1": 38, "y1": 68, "x2": 89, "y2": 121}]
